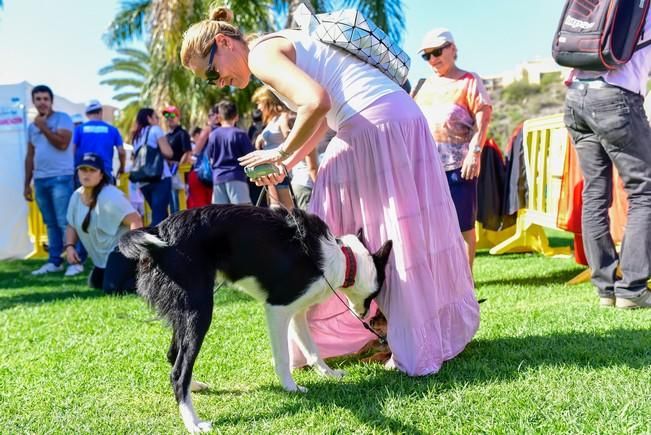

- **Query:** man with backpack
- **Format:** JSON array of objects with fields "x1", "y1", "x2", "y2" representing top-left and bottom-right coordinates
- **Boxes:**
[{"x1": 556, "y1": 1, "x2": 651, "y2": 308}]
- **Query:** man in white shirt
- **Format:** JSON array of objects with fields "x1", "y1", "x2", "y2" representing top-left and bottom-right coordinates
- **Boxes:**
[{"x1": 563, "y1": 13, "x2": 651, "y2": 309}]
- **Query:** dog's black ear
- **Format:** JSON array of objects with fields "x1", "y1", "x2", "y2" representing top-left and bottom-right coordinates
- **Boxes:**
[
  {"x1": 356, "y1": 228, "x2": 366, "y2": 246},
  {"x1": 372, "y1": 240, "x2": 393, "y2": 271}
]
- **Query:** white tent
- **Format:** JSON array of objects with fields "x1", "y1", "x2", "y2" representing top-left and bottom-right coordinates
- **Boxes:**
[{"x1": 0, "y1": 82, "x2": 86, "y2": 260}]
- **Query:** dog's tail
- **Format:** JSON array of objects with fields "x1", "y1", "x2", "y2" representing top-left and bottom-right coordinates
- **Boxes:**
[{"x1": 119, "y1": 228, "x2": 168, "y2": 260}]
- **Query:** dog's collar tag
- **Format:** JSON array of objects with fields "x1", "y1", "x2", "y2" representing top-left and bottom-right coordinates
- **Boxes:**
[{"x1": 340, "y1": 245, "x2": 356, "y2": 288}]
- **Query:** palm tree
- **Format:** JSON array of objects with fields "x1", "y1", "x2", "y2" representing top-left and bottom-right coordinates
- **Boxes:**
[
  {"x1": 103, "y1": 0, "x2": 404, "y2": 129},
  {"x1": 99, "y1": 48, "x2": 151, "y2": 135}
]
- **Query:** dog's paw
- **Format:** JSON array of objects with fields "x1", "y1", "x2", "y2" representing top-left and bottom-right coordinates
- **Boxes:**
[
  {"x1": 327, "y1": 369, "x2": 345, "y2": 379},
  {"x1": 197, "y1": 421, "x2": 212, "y2": 432},
  {"x1": 283, "y1": 383, "x2": 308, "y2": 393},
  {"x1": 315, "y1": 364, "x2": 345, "y2": 379},
  {"x1": 184, "y1": 421, "x2": 212, "y2": 434},
  {"x1": 190, "y1": 380, "x2": 210, "y2": 392},
  {"x1": 186, "y1": 420, "x2": 212, "y2": 433}
]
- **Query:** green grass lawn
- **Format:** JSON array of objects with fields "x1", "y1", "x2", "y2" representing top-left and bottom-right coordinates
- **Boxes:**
[{"x1": 1, "y1": 236, "x2": 650, "y2": 434}]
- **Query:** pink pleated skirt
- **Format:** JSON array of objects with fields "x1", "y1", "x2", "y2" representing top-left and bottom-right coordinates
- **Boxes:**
[{"x1": 297, "y1": 90, "x2": 480, "y2": 376}]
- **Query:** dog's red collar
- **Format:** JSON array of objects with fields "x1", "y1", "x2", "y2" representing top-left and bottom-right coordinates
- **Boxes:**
[{"x1": 340, "y1": 245, "x2": 356, "y2": 288}]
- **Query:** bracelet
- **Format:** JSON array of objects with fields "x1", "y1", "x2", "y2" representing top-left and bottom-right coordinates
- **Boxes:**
[
  {"x1": 63, "y1": 244, "x2": 75, "y2": 250},
  {"x1": 277, "y1": 148, "x2": 290, "y2": 159}
]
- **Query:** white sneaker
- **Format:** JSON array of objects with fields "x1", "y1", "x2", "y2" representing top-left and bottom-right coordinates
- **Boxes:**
[
  {"x1": 64, "y1": 264, "x2": 85, "y2": 277},
  {"x1": 31, "y1": 262, "x2": 64, "y2": 275}
]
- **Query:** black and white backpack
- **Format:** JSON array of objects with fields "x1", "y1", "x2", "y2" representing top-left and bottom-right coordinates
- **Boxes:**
[{"x1": 552, "y1": 0, "x2": 651, "y2": 71}]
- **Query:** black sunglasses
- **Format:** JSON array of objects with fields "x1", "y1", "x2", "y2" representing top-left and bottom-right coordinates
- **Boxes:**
[
  {"x1": 205, "y1": 42, "x2": 220, "y2": 84},
  {"x1": 421, "y1": 43, "x2": 451, "y2": 61}
]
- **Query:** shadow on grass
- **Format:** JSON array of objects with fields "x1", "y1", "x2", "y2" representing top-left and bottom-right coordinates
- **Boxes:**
[
  {"x1": 204, "y1": 328, "x2": 650, "y2": 433},
  {"x1": 477, "y1": 266, "x2": 584, "y2": 287},
  {"x1": 0, "y1": 288, "x2": 103, "y2": 311},
  {"x1": 0, "y1": 259, "x2": 90, "y2": 290}
]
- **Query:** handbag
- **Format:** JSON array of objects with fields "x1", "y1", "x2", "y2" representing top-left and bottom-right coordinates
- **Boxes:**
[
  {"x1": 129, "y1": 127, "x2": 165, "y2": 183},
  {"x1": 195, "y1": 152, "x2": 213, "y2": 187},
  {"x1": 293, "y1": 4, "x2": 410, "y2": 86}
]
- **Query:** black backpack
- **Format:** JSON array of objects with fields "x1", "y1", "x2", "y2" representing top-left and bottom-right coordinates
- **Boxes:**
[{"x1": 552, "y1": 0, "x2": 651, "y2": 71}]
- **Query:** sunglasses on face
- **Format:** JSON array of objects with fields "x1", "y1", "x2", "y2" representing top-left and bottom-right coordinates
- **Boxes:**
[
  {"x1": 205, "y1": 42, "x2": 220, "y2": 84},
  {"x1": 421, "y1": 43, "x2": 451, "y2": 61},
  {"x1": 163, "y1": 112, "x2": 177, "y2": 119}
]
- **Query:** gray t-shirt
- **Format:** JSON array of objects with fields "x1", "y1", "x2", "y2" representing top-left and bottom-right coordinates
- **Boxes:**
[
  {"x1": 66, "y1": 185, "x2": 136, "y2": 268},
  {"x1": 28, "y1": 111, "x2": 74, "y2": 179}
]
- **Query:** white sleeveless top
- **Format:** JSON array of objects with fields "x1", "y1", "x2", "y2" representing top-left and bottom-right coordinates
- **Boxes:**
[
  {"x1": 251, "y1": 29, "x2": 401, "y2": 131},
  {"x1": 260, "y1": 115, "x2": 285, "y2": 150}
]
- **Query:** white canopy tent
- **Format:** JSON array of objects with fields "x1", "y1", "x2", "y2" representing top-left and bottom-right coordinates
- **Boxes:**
[{"x1": 0, "y1": 82, "x2": 86, "y2": 260}]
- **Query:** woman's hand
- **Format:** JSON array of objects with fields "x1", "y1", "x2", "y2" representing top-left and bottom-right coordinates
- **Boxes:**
[
  {"x1": 252, "y1": 171, "x2": 286, "y2": 187},
  {"x1": 238, "y1": 148, "x2": 285, "y2": 168},
  {"x1": 461, "y1": 151, "x2": 481, "y2": 180},
  {"x1": 65, "y1": 245, "x2": 81, "y2": 265}
]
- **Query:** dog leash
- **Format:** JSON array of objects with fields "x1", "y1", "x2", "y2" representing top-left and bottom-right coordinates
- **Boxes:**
[
  {"x1": 256, "y1": 183, "x2": 387, "y2": 344},
  {"x1": 321, "y1": 274, "x2": 387, "y2": 344}
]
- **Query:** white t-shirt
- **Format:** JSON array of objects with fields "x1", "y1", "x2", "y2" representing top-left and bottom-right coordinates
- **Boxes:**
[
  {"x1": 291, "y1": 160, "x2": 313, "y2": 188},
  {"x1": 133, "y1": 125, "x2": 171, "y2": 178},
  {"x1": 66, "y1": 185, "x2": 136, "y2": 268},
  {"x1": 574, "y1": 8, "x2": 651, "y2": 95}
]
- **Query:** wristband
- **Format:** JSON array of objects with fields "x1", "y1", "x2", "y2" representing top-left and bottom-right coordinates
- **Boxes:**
[
  {"x1": 277, "y1": 148, "x2": 290, "y2": 159},
  {"x1": 63, "y1": 244, "x2": 76, "y2": 250}
]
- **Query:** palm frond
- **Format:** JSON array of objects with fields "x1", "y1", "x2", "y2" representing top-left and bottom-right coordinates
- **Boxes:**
[
  {"x1": 113, "y1": 92, "x2": 142, "y2": 102},
  {"x1": 115, "y1": 47, "x2": 151, "y2": 64},
  {"x1": 341, "y1": 0, "x2": 404, "y2": 44},
  {"x1": 104, "y1": 0, "x2": 152, "y2": 47},
  {"x1": 99, "y1": 78, "x2": 146, "y2": 89},
  {"x1": 229, "y1": 0, "x2": 276, "y2": 33},
  {"x1": 99, "y1": 60, "x2": 149, "y2": 77}
]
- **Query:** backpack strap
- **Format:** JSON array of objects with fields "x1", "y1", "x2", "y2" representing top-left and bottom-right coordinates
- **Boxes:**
[
  {"x1": 636, "y1": 38, "x2": 651, "y2": 51},
  {"x1": 411, "y1": 78, "x2": 427, "y2": 99}
]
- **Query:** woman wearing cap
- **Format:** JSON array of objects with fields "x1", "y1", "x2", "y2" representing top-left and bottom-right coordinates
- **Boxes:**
[
  {"x1": 64, "y1": 152, "x2": 143, "y2": 294},
  {"x1": 414, "y1": 28, "x2": 493, "y2": 271},
  {"x1": 179, "y1": 7, "x2": 479, "y2": 377}
]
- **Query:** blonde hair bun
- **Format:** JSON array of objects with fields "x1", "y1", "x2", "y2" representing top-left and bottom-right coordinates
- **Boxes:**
[{"x1": 210, "y1": 6, "x2": 234, "y2": 23}]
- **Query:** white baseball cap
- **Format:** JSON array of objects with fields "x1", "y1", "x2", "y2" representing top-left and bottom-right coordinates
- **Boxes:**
[
  {"x1": 419, "y1": 28, "x2": 455, "y2": 53},
  {"x1": 85, "y1": 99, "x2": 102, "y2": 113}
]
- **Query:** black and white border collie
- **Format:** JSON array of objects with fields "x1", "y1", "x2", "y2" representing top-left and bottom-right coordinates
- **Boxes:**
[{"x1": 119, "y1": 205, "x2": 392, "y2": 433}]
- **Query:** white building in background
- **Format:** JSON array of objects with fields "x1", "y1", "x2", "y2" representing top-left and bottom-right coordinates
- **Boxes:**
[{"x1": 482, "y1": 57, "x2": 572, "y2": 90}]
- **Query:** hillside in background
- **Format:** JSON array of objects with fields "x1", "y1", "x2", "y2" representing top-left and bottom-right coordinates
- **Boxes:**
[{"x1": 488, "y1": 77, "x2": 567, "y2": 149}]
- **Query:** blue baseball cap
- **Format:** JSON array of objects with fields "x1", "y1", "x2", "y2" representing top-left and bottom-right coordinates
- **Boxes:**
[{"x1": 76, "y1": 152, "x2": 105, "y2": 172}]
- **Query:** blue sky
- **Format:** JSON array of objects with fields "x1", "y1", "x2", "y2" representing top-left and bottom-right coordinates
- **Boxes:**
[{"x1": 0, "y1": 0, "x2": 566, "y2": 108}]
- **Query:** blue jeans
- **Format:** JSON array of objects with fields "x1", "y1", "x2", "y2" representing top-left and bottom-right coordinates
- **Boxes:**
[
  {"x1": 140, "y1": 178, "x2": 172, "y2": 226},
  {"x1": 34, "y1": 175, "x2": 74, "y2": 266}
]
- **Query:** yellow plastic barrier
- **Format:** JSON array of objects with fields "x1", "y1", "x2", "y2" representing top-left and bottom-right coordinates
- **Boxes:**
[
  {"x1": 26, "y1": 199, "x2": 48, "y2": 259},
  {"x1": 177, "y1": 163, "x2": 192, "y2": 211},
  {"x1": 475, "y1": 222, "x2": 516, "y2": 250},
  {"x1": 489, "y1": 114, "x2": 572, "y2": 257}
]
